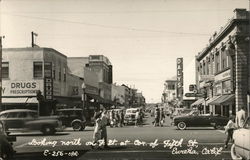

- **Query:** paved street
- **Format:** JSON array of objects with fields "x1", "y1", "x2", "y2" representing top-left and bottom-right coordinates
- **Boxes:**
[{"x1": 11, "y1": 114, "x2": 232, "y2": 160}]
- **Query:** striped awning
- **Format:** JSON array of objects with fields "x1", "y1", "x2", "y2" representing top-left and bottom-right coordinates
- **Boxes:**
[
  {"x1": 191, "y1": 98, "x2": 204, "y2": 107},
  {"x1": 208, "y1": 94, "x2": 235, "y2": 105}
]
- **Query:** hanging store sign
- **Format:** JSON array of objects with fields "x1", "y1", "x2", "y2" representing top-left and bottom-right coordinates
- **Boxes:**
[
  {"x1": 176, "y1": 58, "x2": 183, "y2": 99},
  {"x1": 44, "y1": 62, "x2": 53, "y2": 100}
]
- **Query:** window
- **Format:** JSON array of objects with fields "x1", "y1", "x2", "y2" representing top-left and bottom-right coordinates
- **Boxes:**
[
  {"x1": 2, "y1": 62, "x2": 9, "y2": 78},
  {"x1": 59, "y1": 67, "x2": 61, "y2": 81},
  {"x1": 44, "y1": 62, "x2": 52, "y2": 78},
  {"x1": 215, "y1": 53, "x2": 220, "y2": 73},
  {"x1": 53, "y1": 63, "x2": 56, "y2": 80},
  {"x1": 63, "y1": 68, "x2": 66, "y2": 82},
  {"x1": 33, "y1": 62, "x2": 43, "y2": 78}
]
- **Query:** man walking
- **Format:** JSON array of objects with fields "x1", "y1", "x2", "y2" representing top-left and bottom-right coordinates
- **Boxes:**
[
  {"x1": 100, "y1": 110, "x2": 110, "y2": 149},
  {"x1": 235, "y1": 106, "x2": 246, "y2": 128}
]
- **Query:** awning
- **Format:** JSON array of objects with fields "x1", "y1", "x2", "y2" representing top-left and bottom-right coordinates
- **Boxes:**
[
  {"x1": 208, "y1": 94, "x2": 235, "y2": 105},
  {"x1": 191, "y1": 98, "x2": 204, "y2": 107},
  {"x1": 204, "y1": 96, "x2": 221, "y2": 105},
  {"x1": 2, "y1": 97, "x2": 38, "y2": 104}
]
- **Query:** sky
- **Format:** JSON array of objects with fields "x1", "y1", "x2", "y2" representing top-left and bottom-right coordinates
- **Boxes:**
[{"x1": 0, "y1": 0, "x2": 249, "y2": 103}]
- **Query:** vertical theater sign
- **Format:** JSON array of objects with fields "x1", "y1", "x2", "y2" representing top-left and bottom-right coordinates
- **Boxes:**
[{"x1": 177, "y1": 58, "x2": 183, "y2": 100}]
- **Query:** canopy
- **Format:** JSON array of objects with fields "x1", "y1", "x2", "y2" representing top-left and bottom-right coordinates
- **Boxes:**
[
  {"x1": 208, "y1": 94, "x2": 235, "y2": 105},
  {"x1": 191, "y1": 98, "x2": 204, "y2": 107}
]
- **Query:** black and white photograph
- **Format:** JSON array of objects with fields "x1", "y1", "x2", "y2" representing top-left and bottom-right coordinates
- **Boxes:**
[{"x1": 0, "y1": 0, "x2": 250, "y2": 159}]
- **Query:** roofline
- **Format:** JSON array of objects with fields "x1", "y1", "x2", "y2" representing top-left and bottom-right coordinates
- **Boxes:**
[
  {"x1": 196, "y1": 18, "x2": 249, "y2": 61},
  {"x1": 3, "y1": 47, "x2": 67, "y2": 58}
]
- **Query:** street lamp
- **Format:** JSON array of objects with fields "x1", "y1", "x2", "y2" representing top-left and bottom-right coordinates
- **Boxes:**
[{"x1": 81, "y1": 82, "x2": 86, "y2": 110}]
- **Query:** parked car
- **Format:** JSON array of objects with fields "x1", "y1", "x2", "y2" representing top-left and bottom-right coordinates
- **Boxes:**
[
  {"x1": 55, "y1": 108, "x2": 86, "y2": 131},
  {"x1": 173, "y1": 110, "x2": 229, "y2": 130},
  {"x1": 0, "y1": 109, "x2": 64, "y2": 135},
  {"x1": 124, "y1": 108, "x2": 138, "y2": 125},
  {"x1": 231, "y1": 117, "x2": 250, "y2": 160}
]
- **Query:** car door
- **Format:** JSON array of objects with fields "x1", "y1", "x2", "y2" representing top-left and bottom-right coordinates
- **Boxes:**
[
  {"x1": 190, "y1": 112, "x2": 203, "y2": 126},
  {"x1": 5, "y1": 112, "x2": 23, "y2": 129},
  {"x1": 234, "y1": 128, "x2": 245, "y2": 157}
]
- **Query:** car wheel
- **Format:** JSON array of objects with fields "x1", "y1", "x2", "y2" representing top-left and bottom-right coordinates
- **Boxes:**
[
  {"x1": 214, "y1": 124, "x2": 221, "y2": 130},
  {"x1": 72, "y1": 122, "x2": 83, "y2": 131},
  {"x1": 42, "y1": 125, "x2": 55, "y2": 135},
  {"x1": 231, "y1": 144, "x2": 243, "y2": 160},
  {"x1": 177, "y1": 122, "x2": 186, "y2": 130}
]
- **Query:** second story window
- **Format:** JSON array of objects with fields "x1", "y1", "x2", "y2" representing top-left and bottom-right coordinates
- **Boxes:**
[
  {"x1": 33, "y1": 62, "x2": 43, "y2": 78},
  {"x1": 2, "y1": 62, "x2": 9, "y2": 78},
  {"x1": 59, "y1": 67, "x2": 61, "y2": 81},
  {"x1": 63, "y1": 68, "x2": 66, "y2": 82}
]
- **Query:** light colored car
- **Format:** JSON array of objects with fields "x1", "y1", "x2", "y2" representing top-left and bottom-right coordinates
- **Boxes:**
[
  {"x1": 231, "y1": 117, "x2": 250, "y2": 160},
  {"x1": 0, "y1": 109, "x2": 64, "y2": 135},
  {"x1": 124, "y1": 108, "x2": 138, "y2": 125}
]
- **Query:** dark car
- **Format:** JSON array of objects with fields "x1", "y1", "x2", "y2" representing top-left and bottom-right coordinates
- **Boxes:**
[
  {"x1": 173, "y1": 110, "x2": 229, "y2": 130},
  {"x1": 0, "y1": 109, "x2": 64, "y2": 135},
  {"x1": 55, "y1": 108, "x2": 86, "y2": 131}
]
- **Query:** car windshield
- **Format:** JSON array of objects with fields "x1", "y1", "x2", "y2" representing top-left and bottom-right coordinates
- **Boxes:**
[{"x1": 126, "y1": 110, "x2": 137, "y2": 114}]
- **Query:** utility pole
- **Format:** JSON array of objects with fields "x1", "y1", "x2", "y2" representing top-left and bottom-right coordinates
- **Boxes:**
[{"x1": 0, "y1": 36, "x2": 4, "y2": 111}]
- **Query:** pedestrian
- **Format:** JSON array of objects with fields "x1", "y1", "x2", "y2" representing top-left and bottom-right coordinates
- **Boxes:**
[
  {"x1": 92, "y1": 112, "x2": 102, "y2": 148},
  {"x1": 139, "y1": 110, "x2": 143, "y2": 126},
  {"x1": 224, "y1": 116, "x2": 236, "y2": 148},
  {"x1": 115, "y1": 111, "x2": 120, "y2": 127},
  {"x1": 154, "y1": 106, "x2": 160, "y2": 127},
  {"x1": 119, "y1": 110, "x2": 124, "y2": 127},
  {"x1": 235, "y1": 106, "x2": 246, "y2": 128},
  {"x1": 159, "y1": 108, "x2": 165, "y2": 127},
  {"x1": 135, "y1": 109, "x2": 140, "y2": 127},
  {"x1": 100, "y1": 110, "x2": 110, "y2": 149},
  {"x1": 109, "y1": 110, "x2": 115, "y2": 127}
]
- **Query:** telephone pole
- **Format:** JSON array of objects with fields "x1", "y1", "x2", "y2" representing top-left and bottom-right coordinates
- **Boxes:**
[{"x1": 0, "y1": 36, "x2": 3, "y2": 111}]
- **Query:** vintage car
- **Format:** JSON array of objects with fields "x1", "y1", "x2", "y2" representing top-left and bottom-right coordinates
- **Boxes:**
[
  {"x1": 0, "y1": 109, "x2": 64, "y2": 135},
  {"x1": 55, "y1": 108, "x2": 86, "y2": 131},
  {"x1": 173, "y1": 110, "x2": 229, "y2": 130},
  {"x1": 231, "y1": 117, "x2": 250, "y2": 160},
  {"x1": 124, "y1": 108, "x2": 138, "y2": 125}
]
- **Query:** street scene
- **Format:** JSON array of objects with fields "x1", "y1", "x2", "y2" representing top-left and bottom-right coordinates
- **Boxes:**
[{"x1": 0, "y1": 0, "x2": 250, "y2": 160}]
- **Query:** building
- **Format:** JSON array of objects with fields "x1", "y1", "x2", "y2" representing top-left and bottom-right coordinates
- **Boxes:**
[
  {"x1": 194, "y1": 9, "x2": 250, "y2": 116},
  {"x1": 163, "y1": 80, "x2": 177, "y2": 103},
  {"x1": 1, "y1": 47, "x2": 83, "y2": 115},
  {"x1": 88, "y1": 55, "x2": 113, "y2": 105}
]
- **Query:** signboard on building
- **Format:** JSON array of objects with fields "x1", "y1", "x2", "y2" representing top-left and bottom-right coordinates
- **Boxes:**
[
  {"x1": 176, "y1": 58, "x2": 183, "y2": 99},
  {"x1": 214, "y1": 69, "x2": 231, "y2": 82},
  {"x1": 2, "y1": 81, "x2": 41, "y2": 96},
  {"x1": 44, "y1": 62, "x2": 53, "y2": 100}
]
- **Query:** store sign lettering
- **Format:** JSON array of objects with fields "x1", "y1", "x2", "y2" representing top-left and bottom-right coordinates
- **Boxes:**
[
  {"x1": 2, "y1": 81, "x2": 40, "y2": 96},
  {"x1": 11, "y1": 82, "x2": 37, "y2": 89}
]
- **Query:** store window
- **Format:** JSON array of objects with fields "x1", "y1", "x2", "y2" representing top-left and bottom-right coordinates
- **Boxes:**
[
  {"x1": 2, "y1": 62, "x2": 9, "y2": 78},
  {"x1": 222, "y1": 80, "x2": 231, "y2": 94},
  {"x1": 33, "y1": 62, "x2": 43, "y2": 78}
]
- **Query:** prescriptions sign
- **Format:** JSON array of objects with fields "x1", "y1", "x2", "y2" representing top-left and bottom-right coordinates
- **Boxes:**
[{"x1": 2, "y1": 81, "x2": 40, "y2": 96}]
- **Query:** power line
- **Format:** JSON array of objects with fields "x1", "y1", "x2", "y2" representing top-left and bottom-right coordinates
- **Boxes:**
[
  {"x1": 1, "y1": 9, "x2": 232, "y2": 14},
  {"x1": 2, "y1": 13, "x2": 210, "y2": 36}
]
